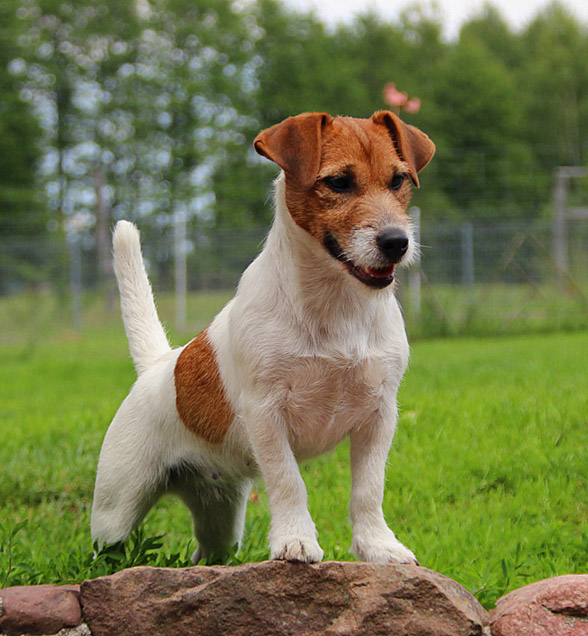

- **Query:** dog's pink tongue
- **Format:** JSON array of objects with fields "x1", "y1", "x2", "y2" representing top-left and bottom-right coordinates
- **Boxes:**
[{"x1": 367, "y1": 264, "x2": 395, "y2": 278}]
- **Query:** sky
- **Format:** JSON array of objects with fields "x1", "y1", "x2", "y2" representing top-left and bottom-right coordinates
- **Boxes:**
[{"x1": 282, "y1": 0, "x2": 588, "y2": 39}]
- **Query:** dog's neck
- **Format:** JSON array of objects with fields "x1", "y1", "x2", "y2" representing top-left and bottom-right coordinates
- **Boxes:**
[{"x1": 263, "y1": 174, "x2": 396, "y2": 339}]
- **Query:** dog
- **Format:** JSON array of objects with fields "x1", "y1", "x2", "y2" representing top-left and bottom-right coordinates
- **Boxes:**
[{"x1": 91, "y1": 110, "x2": 435, "y2": 565}]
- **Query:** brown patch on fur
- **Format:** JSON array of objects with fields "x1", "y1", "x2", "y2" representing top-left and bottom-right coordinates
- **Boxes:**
[
  {"x1": 175, "y1": 329, "x2": 233, "y2": 444},
  {"x1": 254, "y1": 112, "x2": 332, "y2": 189}
]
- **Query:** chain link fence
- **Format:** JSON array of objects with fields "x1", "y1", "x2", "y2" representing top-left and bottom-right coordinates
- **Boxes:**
[{"x1": 1, "y1": 215, "x2": 587, "y2": 340}]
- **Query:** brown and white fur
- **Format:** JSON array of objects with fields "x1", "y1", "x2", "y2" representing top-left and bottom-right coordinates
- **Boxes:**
[{"x1": 91, "y1": 111, "x2": 435, "y2": 565}]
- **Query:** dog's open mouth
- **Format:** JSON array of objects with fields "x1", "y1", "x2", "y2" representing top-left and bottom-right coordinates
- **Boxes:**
[{"x1": 323, "y1": 233, "x2": 396, "y2": 289}]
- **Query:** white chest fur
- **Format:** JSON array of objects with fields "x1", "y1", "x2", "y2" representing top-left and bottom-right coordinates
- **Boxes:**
[{"x1": 277, "y1": 352, "x2": 404, "y2": 459}]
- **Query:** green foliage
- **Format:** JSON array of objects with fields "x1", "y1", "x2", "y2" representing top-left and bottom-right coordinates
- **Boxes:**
[
  {"x1": 427, "y1": 38, "x2": 520, "y2": 216},
  {"x1": 92, "y1": 528, "x2": 197, "y2": 572},
  {"x1": 0, "y1": 2, "x2": 43, "y2": 239},
  {"x1": 0, "y1": 520, "x2": 29, "y2": 588},
  {"x1": 254, "y1": 0, "x2": 338, "y2": 120},
  {"x1": 458, "y1": 5, "x2": 523, "y2": 69},
  {"x1": 2, "y1": 0, "x2": 588, "y2": 246},
  {"x1": 522, "y1": 4, "x2": 588, "y2": 159}
]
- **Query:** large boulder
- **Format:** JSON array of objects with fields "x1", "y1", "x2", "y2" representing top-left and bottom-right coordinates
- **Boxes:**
[
  {"x1": 80, "y1": 560, "x2": 488, "y2": 636},
  {"x1": 490, "y1": 574, "x2": 588, "y2": 635}
]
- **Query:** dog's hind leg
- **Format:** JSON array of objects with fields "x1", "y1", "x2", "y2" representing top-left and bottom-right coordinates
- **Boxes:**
[
  {"x1": 91, "y1": 447, "x2": 166, "y2": 550},
  {"x1": 91, "y1": 390, "x2": 169, "y2": 549},
  {"x1": 175, "y1": 477, "x2": 252, "y2": 564},
  {"x1": 91, "y1": 471, "x2": 163, "y2": 550}
]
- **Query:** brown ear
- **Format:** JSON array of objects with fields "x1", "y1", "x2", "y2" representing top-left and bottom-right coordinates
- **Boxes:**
[
  {"x1": 253, "y1": 112, "x2": 333, "y2": 188},
  {"x1": 371, "y1": 111, "x2": 435, "y2": 187}
]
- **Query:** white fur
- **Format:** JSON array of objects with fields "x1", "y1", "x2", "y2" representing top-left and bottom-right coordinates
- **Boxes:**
[
  {"x1": 91, "y1": 174, "x2": 416, "y2": 565},
  {"x1": 112, "y1": 221, "x2": 171, "y2": 376}
]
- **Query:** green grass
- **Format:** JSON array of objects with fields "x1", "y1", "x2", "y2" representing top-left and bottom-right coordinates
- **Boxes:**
[
  {"x1": 399, "y1": 281, "x2": 588, "y2": 339},
  {"x1": 2, "y1": 279, "x2": 588, "y2": 347},
  {"x1": 1, "y1": 294, "x2": 587, "y2": 609}
]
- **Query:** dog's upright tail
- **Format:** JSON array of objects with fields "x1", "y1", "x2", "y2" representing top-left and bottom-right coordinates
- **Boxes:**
[{"x1": 112, "y1": 221, "x2": 171, "y2": 376}]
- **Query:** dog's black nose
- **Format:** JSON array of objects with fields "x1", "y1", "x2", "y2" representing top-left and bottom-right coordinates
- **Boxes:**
[{"x1": 376, "y1": 229, "x2": 409, "y2": 261}]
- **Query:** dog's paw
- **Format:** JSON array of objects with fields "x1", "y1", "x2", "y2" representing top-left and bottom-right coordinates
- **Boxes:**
[
  {"x1": 271, "y1": 536, "x2": 324, "y2": 563},
  {"x1": 352, "y1": 530, "x2": 418, "y2": 565}
]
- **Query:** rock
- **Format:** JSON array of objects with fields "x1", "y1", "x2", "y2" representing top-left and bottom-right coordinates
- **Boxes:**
[
  {"x1": 490, "y1": 574, "x2": 588, "y2": 635},
  {"x1": 0, "y1": 584, "x2": 81, "y2": 636},
  {"x1": 80, "y1": 560, "x2": 488, "y2": 636}
]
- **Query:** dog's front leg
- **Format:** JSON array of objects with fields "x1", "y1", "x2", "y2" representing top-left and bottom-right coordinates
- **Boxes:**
[
  {"x1": 243, "y1": 400, "x2": 324, "y2": 563},
  {"x1": 349, "y1": 414, "x2": 418, "y2": 565}
]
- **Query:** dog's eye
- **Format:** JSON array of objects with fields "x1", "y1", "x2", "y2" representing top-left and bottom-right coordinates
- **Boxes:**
[
  {"x1": 389, "y1": 174, "x2": 406, "y2": 191},
  {"x1": 323, "y1": 174, "x2": 354, "y2": 193}
]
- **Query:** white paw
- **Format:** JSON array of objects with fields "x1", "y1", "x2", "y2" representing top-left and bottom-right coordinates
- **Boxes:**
[
  {"x1": 353, "y1": 530, "x2": 418, "y2": 565},
  {"x1": 271, "y1": 536, "x2": 324, "y2": 563}
]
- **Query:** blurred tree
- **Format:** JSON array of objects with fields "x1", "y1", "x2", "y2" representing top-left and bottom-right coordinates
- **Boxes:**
[
  {"x1": 0, "y1": 1, "x2": 43, "y2": 239},
  {"x1": 134, "y1": 0, "x2": 257, "y2": 229},
  {"x1": 127, "y1": 0, "x2": 260, "y2": 287},
  {"x1": 2, "y1": 0, "x2": 588, "y2": 254},
  {"x1": 520, "y1": 2, "x2": 588, "y2": 169},
  {"x1": 11, "y1": 0, "x2": 259, "y2": 287},
  {"x1": 396, "y1": 3, "x2": 446, "y2": 93},
  {"x1": 11, "y1": 0, "x2": 141, "y2": 295},
  {"x1": 427, "y1": 35, "x2": 529, "y2": 217},
  {"x1": 459, "y1": 3, "x2": 522, "y2": 69},
  {"x1": 331, "y1": 13, "x2": 408, "y2": 117},
  {"x1": 253, "y1": 0, "x2": 357, "y2": 123}
]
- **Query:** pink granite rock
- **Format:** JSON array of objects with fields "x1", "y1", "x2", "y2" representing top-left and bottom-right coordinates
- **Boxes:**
[
  {"x1": 80, "y1": 560, "x2": 488, "y2": 636},
  {"x1": 0, "y1": 584, "x2": 81, "y2": 636},
  {"x1": 490, "y1": 574, "x2": 588, "y2": 635}
]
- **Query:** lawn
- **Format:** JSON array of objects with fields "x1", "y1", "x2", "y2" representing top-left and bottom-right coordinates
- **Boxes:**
[{"x1": 0, "y1": 296, "x2": 587, "y2": 609}]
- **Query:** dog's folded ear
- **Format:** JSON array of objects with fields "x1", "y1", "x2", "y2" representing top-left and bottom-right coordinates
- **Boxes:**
[
  {"x1": 371, "y1": 111, "x2": 435, "y2": 188},
  {"x1": 254, "y1": 113, "x2": 333, "y2": 188}
]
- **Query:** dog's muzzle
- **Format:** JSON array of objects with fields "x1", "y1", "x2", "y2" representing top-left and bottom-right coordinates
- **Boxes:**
[{"x1": 323, "y1": 231, "x2": 406, "y2": 289}]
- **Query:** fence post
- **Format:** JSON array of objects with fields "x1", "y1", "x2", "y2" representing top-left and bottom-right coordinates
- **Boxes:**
[
  {"x1": 408, "y1": 207, "x2": 421, "y2": 317},
  {"x1": 461, "y1": 221, "x2": 475, "y2": 287},
  {"x1": 69, "y1": 234, "x2": 82, "y2": 331},
  {"x1": 552, "y1": 167, "x2": 570, "y2": 291},
  {"x1": 174, "y1": 209, "x2": 187, "y2": 333}
]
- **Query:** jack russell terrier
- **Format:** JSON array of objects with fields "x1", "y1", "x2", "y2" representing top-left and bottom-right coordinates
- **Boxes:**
[{"x1": 91, "y1": 110, "x2": 435, "y2": 565}]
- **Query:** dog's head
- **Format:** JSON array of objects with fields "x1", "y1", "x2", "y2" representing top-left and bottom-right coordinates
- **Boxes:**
[{"x1": 254, "y1": 111, "x2": 435, "y2": 289}]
